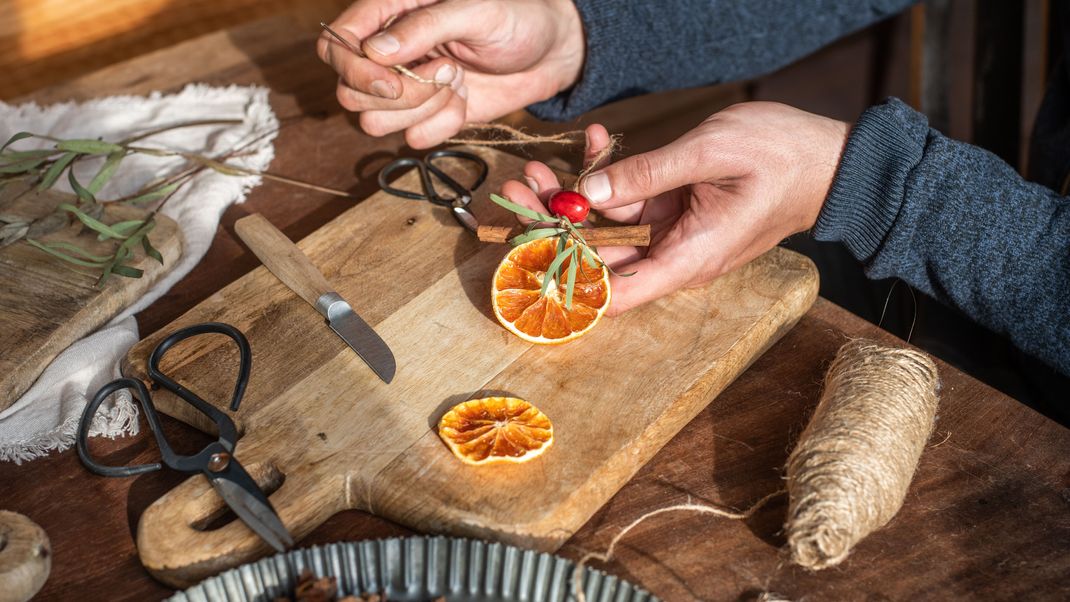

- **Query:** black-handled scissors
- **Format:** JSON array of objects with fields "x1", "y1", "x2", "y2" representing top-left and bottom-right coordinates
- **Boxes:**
[
  {"x1": 76, "y1": 322, "x2": 293, "y2": 553},
  {"x1": 378, "y1": 149, "x2": 488, "y2": 233}
]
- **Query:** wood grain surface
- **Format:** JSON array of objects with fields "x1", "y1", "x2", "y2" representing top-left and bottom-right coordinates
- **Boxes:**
[
  {"x1": 0, "y1": 184, "x2": 181, "y2": 408},
  {"x1": 0, "y1": 15, "x2": 1066, "y2": 602},
  {"x1": 124, "y1": 148, "x2": 817, "y2": 586}
]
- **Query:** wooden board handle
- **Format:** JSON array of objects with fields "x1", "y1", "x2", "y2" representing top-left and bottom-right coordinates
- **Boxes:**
[
  {"x1": 477, "y1": 224, "x2": 651, "y2": 247},
  {"x1": 137, "y1": 461, "x2": 342, "y2": 588},
  {"x1": 235, "y1": 213, "x2": 334, "y2": 308}
]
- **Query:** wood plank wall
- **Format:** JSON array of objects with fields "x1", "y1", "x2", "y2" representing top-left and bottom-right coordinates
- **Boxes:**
[{"x1": 0, "y1": 0, "x2": 350, "y2": 99}]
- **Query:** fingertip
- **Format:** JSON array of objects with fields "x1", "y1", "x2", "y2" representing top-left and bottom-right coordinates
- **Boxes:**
[
  {"x1": 585, "y1": 123, "x2": 610, "y2": 150},
  {"x1": 316, "y1": 35, "x2": 331, "y2": 63},
  {"x1": 501, "y1": 179, "x2": 549, "y2": 223},
  {"x1": 403, "y1": 128, "x2": 438, "y2": 150},
  {"x1": 359, "y1": 111, "x2": 392, "y2": 138},
  {"x1": 404, "y1": 90, "x2": 467, "y2": 148},
  {"x1": 523, "y1": 162, "x2": 560, "y2": 198},
  {"x1": 336, "y1": 81, "x2": 360, "y2": 112},
  {"x1": 501, "y1": 179, "x2": 541, "y2": 206}
]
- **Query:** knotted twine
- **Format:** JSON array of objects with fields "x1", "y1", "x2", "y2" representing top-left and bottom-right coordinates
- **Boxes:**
[{"x1": 570, "y1": 339, "x2": 939, "y2": 601}]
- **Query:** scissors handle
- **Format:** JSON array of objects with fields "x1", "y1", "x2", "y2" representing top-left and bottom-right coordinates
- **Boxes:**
[
  {"x1": 77, "y1": 378, "x2": 163, "y2": 477},
  {"x1": 377, "y1": 150, "x2": 488, "y2": 233},
  {"x1": 77, "y1": 323, "x2": 252, "y2": 478}
]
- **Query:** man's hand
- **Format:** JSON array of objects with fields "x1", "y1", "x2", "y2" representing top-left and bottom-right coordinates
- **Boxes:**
[
  {"x1": 501, "y1": 102, "x2": 850, "y2": 315},
  {"x1": 317, "y1": 0, "x2": 585, "y2": 148}
]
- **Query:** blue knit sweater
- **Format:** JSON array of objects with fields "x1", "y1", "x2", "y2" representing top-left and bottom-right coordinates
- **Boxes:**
[{"x1": 528, "y1": 0, "x2": 1070, "y2": 376}]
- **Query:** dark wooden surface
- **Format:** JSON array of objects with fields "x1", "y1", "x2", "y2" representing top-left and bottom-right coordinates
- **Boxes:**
[{"x1": 1, "y1": 16, "x2": 1068, "y2": 602}]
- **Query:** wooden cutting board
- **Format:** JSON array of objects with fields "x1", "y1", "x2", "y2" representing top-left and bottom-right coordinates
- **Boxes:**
[
  {"x1": 0, "y1": 184, "x2": 181, "y2": 409},
  {"x1": 124, "y1": 147, "x2": 818, "y2": 587}
]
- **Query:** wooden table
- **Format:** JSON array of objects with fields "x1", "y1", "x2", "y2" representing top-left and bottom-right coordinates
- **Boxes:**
[{"x1": 2, "y1": 16, "x2": 1068, "y2": 602}]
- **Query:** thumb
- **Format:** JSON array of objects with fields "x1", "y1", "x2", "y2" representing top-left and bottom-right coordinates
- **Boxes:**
[
  {"x1": 363, "y1": 1, "x2": 484, "y2": 67},
  {"x1": 579, "y1": 137, "x2": 699, "y2": 210}
]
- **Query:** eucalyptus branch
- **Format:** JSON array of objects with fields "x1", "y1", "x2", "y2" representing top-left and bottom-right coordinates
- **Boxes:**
[
  {"x1": 488, "y1": 193, "x2": 634, "y2": 310},
  {"x1": 0, "y1": 119, "x2": 350, "y2": 286}
]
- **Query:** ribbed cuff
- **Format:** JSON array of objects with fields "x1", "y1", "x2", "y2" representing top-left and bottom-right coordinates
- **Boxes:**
[
  {"x1": 528, "y1": 0, "x2": 635, "y2": 121},
  {"x1": 814, "y1": 97, "x2": 929, "y2": 262}
]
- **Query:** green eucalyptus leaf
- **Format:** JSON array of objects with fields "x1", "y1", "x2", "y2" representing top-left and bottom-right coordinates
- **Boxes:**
[
  {"x1": 0, "y1": 132, "x2": 34, "y2": 153},
  {"x1": 141, "y1": 234, "x2": 163, "y2": 263},
  {"x1": 87, "y1": 150, "x2": 126, "y2": 194},
  {"x1": 204, "y1": 159, "x2": 246, "y2": 177},
  {"x1": 67, "y1": 169, "x2": 96, "y2": 203},
  {"x1": 37, "y1": 152, "x2": 77, "y2": 191},
  {"x1": 564, "y1": 246, "x2": 579, "y2": 310},
  {"x1": 124, "y1": 182, "x2": 180, "y2": 205},
  {"x1": 34, "y1": 240, "x2": 112, "y2": 262},
  {"x1": 25, "y1": 238, "x2": 109, "y2": 268},
  {"x1": 58, "y1": 203, "x2": 127, "y2": 239},
  {"x1": 541, "y1": 244, "x2": 572, "y2": 298},
  {"x1": 0, "y1": 157, "x2": 47, "y2": 174},
  {"x1": 110, "y1": 264, "x2": 144, "y2": 278},
  {"x1": 56, "y1": 139, "x2": 123, "y2": 155},
  {"x1": 1, "y1": 149, "x2": 59, "y2": 160},
  {"x1": 509, "y1": 227, "x2": 564, "y2": 246},
  {"x1": 98, "y1": 220, "x2": 144, "y2": 240},
  {"x1": 562, "y1": 219, "x2": 590, "y2": 247},
  {"x1": 489, "y1": 193, "x2": 555, "y2": 223},
  {"x1": 580, "y1": 244, "x2": 603, "y2": 270}
]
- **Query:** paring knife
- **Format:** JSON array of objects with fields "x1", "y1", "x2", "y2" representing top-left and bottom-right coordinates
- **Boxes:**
[{"x1": 234, "y1": 213, "x2": 396, "y2": 383}]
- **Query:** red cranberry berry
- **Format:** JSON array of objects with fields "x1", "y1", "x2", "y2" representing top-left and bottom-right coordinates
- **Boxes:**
[{"x1": 547, "y1": 190, "x2": 590, "y2": 223}]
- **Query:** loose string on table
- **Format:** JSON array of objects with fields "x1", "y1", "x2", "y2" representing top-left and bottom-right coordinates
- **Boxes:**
[{"x1": 570, "y1": 490, "x2": 787, "y2": 602}]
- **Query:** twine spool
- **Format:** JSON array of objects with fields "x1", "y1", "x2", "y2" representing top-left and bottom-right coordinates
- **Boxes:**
[{"x1": 785, "y1": 339, "x2": 939, "y2": 570}]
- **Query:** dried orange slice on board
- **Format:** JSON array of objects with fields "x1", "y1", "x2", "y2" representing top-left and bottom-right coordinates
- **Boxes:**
[
  {"x1": 438, "y1": 397, "x2": 553, "y2": 465},
  {"x1": 491, "y1": 238, "x2": 610, "y2": 344}
]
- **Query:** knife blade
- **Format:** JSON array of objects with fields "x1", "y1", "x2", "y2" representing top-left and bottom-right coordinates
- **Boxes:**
[{"x1": 234, "y1": 213, "x2": 396, "y2": 383}]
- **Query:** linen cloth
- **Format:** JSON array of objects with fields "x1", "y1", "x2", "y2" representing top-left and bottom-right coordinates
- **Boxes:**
[{"x1": 0, "y1": 83, "x2": 278, "y2": 463}]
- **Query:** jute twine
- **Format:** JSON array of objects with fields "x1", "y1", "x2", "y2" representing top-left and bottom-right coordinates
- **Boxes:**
[
  {"x1": 785, "y1": 339, "x2": 939, "y2": 570},
  {"x1": 570, "y1": 491, "x2": 786, "y2": 602},
  {"x1": 569, "y1": 340, "x2": 939, "y2": 600},
  {"x1": 446, "y1": 123, "x2": 621, "y2": 187}
]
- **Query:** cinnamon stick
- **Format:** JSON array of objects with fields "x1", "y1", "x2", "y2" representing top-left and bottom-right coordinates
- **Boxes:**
[{"x1": 477, "y1": 224, "x2": 651, "y2": 247}]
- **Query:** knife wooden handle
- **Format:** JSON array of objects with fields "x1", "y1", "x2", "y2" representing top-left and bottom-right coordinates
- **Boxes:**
[
  {"x1": 476, "y1": 224, "x2": 651, "y2": 247},
  {"x1": 235, "y1": 213, "x2": 333, "y2": 308}
]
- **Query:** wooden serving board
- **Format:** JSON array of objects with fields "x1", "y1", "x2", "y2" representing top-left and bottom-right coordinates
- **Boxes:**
[
  {"x1": 0, "y1": 184, "x2": 181, "y2": 408},
  {"x1": 124, "y1": 147, "x2": 818, "y2": 587}
]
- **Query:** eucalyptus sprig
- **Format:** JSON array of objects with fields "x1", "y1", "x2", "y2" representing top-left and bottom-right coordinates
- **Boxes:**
[
  {"x1": 489, "y1": 193, "x2": 634, "y2": 310},
  {"x1": 0, "y1": 121, "x2": 351, "y2": 286}
]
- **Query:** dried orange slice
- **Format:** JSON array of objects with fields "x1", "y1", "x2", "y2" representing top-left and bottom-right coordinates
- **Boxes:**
[
  {"x1": 491, "y1": 238, "x2": 610, "y2": 344},
  {"x1": 438, "y1": 397, "x2": 553, "y2": 465}
]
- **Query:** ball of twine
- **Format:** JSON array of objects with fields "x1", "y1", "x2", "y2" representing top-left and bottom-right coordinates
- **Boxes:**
[{"x1": 785, "y1": 339, "x2": 939, "y2": 570}]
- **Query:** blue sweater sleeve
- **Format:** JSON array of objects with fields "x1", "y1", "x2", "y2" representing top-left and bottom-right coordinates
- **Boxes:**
[
  {"x1": 529, "y1": 0, "x2": 914, "y2": 120},
  {"x1": 814, "y1": 98, "x2": 1070, "y2": 374}
]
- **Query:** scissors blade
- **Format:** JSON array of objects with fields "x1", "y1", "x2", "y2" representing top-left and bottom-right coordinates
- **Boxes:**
[
  {"x1": 318, "y1": 293, "x2": 397, "y2": 384},
  {"x1": 208, "y1": 462, "x2": 294, "y2": 553}
]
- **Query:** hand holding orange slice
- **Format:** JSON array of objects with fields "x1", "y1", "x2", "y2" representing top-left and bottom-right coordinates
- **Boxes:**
[
  {"x1": 492, "y1": 238, "x2": 610, "y2": 344},
  {"x1": 438, "y1": 397, "x2": 553, "y2": 465}
]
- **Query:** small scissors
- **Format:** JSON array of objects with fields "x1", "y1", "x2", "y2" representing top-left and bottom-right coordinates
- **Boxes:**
[
  {"x1": 76, "y1": 322, "x2": 293, "y2": 553},
  {"x1": 378, "y1": 149, "x2": 488, "y2": 233}
]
